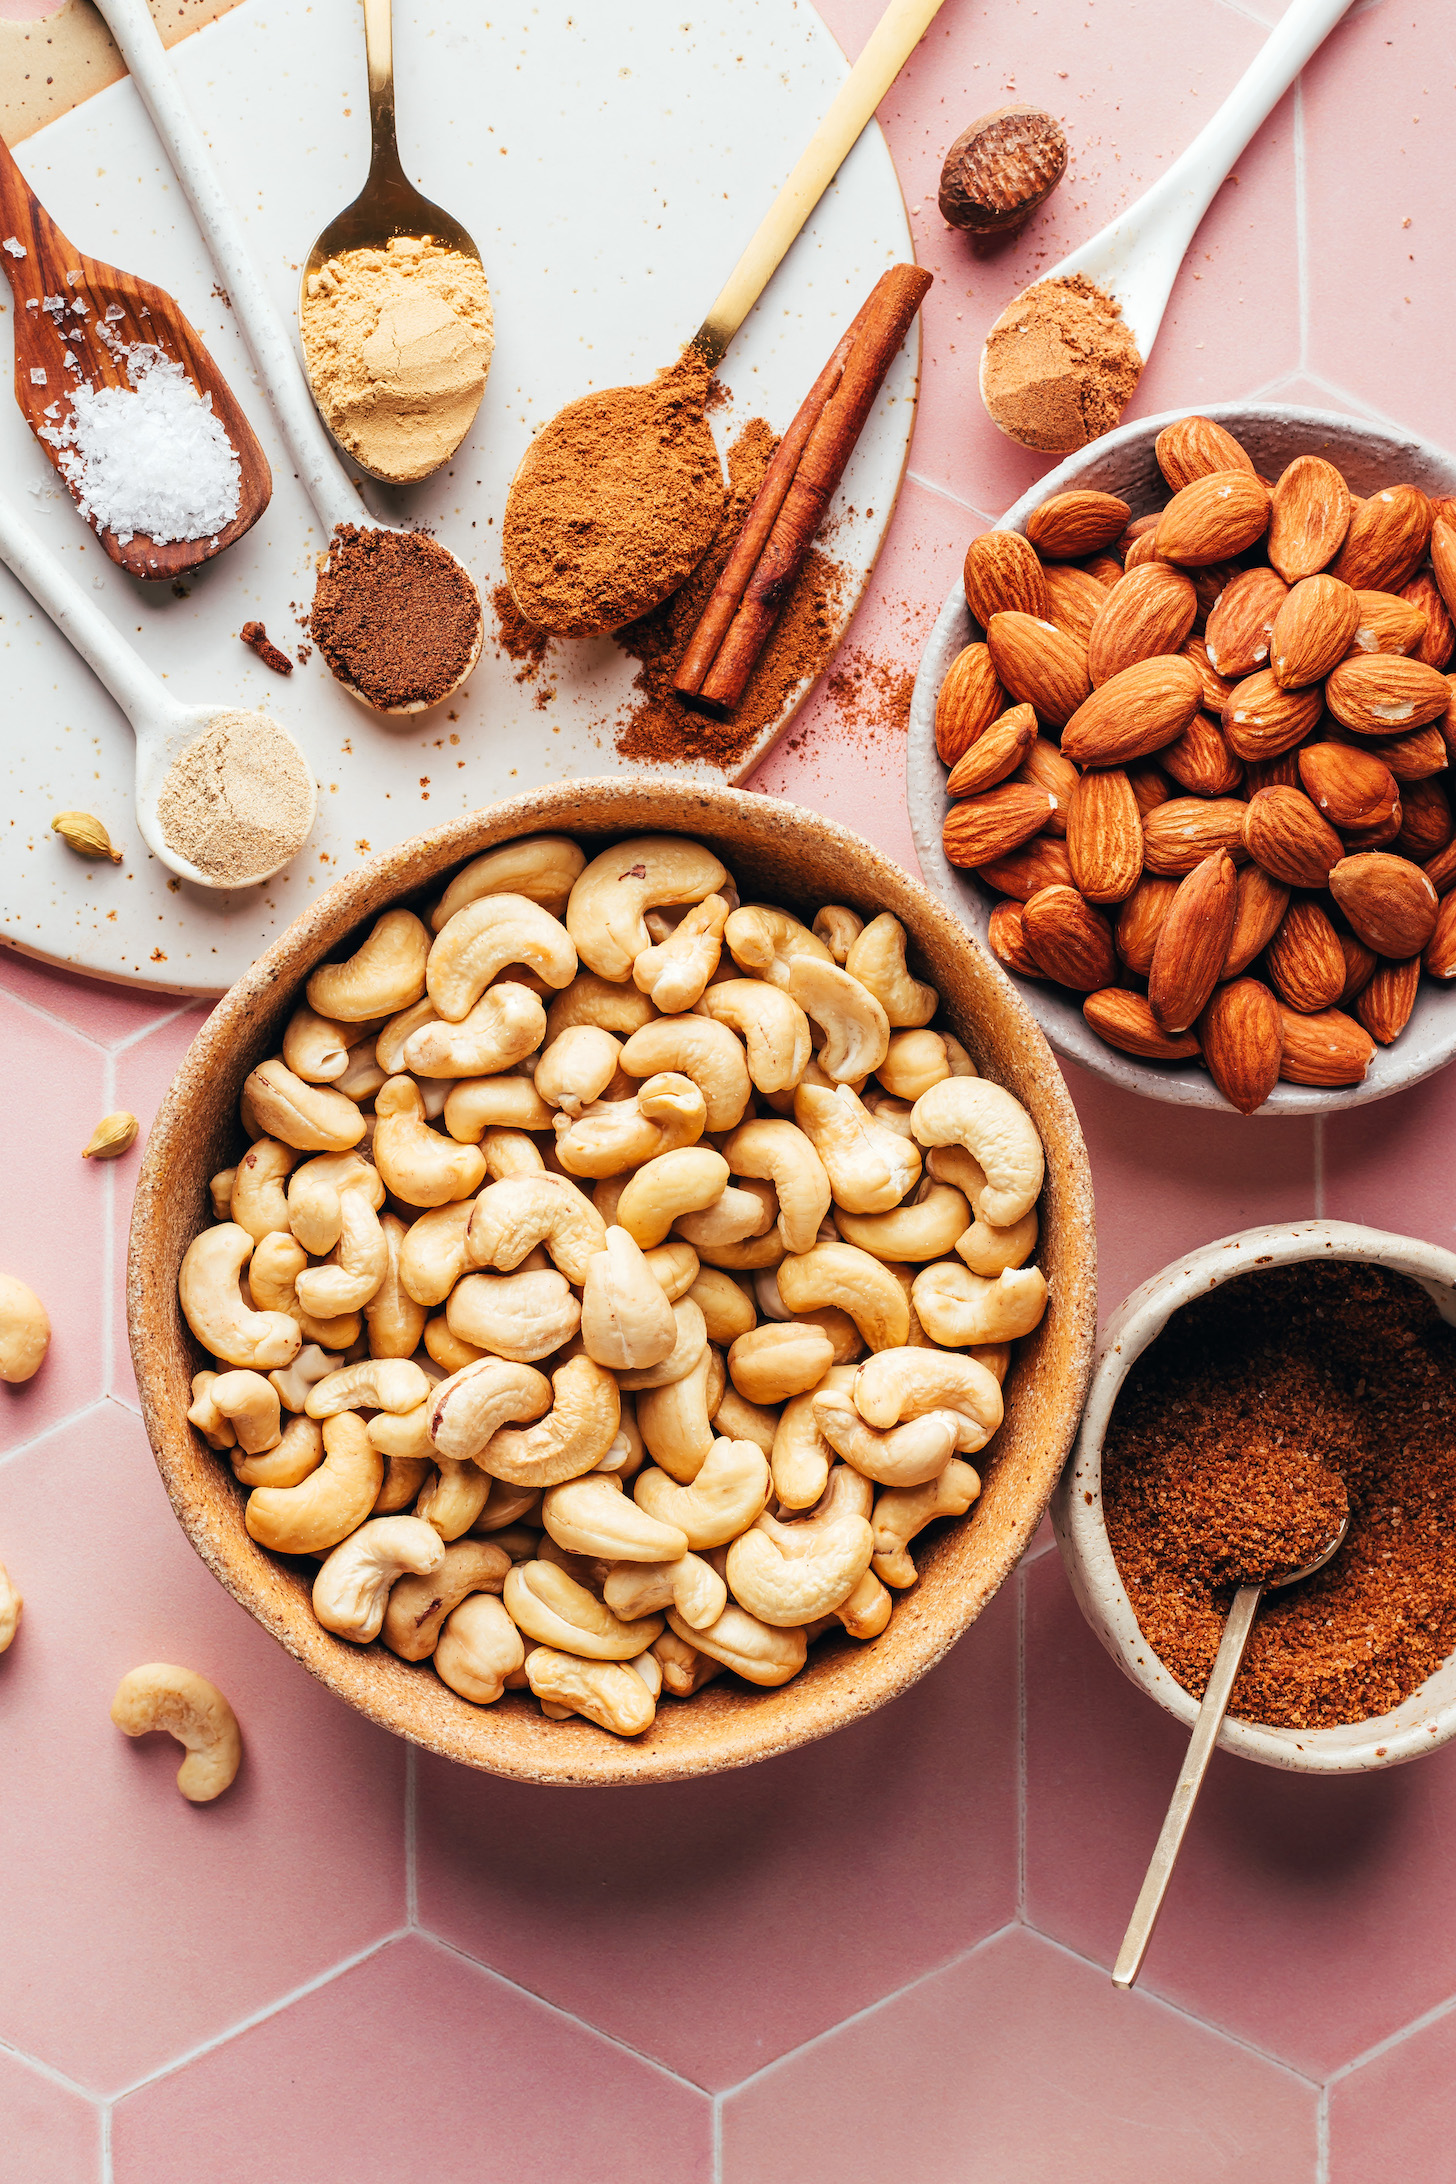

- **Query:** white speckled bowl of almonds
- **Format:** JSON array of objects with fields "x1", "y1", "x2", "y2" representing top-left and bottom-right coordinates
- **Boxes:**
[{"x1": 907, "y1": 404, "x2": 1456, "y2": 1113}]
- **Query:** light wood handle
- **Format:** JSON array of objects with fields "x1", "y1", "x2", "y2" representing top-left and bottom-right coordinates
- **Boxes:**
[{"x1": 692, "y1": 0, "x2": 945, "y2": 363}]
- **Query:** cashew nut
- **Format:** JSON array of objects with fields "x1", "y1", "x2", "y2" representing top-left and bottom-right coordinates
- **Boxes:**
[
  {"x1": 544, "y1": 972, "x2": 658, "y2": 1044},
  {"x1": 412, "y1": 1452, "x2": 490, "y2": 1537},
  {"x1": 836, "y1": 1186, "x2": 972, "y2": 1264},
  {"x1": 957, "y1": 1206, "x2": 1040, "y2": 1278},
  {"x1": 785, "y1": 957, "x2": 890, "y2": 1083},
  {"x1": 282, "y1": 1004, "x2": 355, "y2": 1083},
  {"x1": 209, "y1": 1168, "x2": 237, "y2": 1222},
  {"x1": 432, "y1": 836, "x2": 587, "y2": 929},
  {"x1": 844, "y1": 913, "x2": 937, "y2": 1029},
  {"x1": 652, "y1": 1626, "x2": 724, "y2": 1696},
  {"x1": 0, "y1": 1559, "x2": 21, "y2": 1651},
  {"x1": 693, "y1": 978, "x2": 811, "y2": 1094},
  {"x1": 553, "y1": 1072, "x2": 707, "y2": 1178},
  {"x1": 542, "y1": 1473, "x2": 688, "y2": 1562},
  {"x1": 727, "y1": 1505, "x2": 874, "y2": 1625},
  {"x1": 524, "y1": 1645, "x2": 657, "y2": 1734},
  {"x1": 616, "y1": 1297, "x2": 709, "y2": 1391},
  {"x1": 634, "y1": 1436, "x2": 771, "y2": 1549},
  {"x1": 579, "y1": 1227, "x2": 677, "y2": 1371},
  {"x1": 313, "y1": 1516, "x2": 445, "y2": 1643},
  {"x1": 231, "y1": 1411, "x2": 324, "y2": 1489},
  {"x1": 434, "y1": 1592, "x2": 526, "y2": 1703},
  {"x1": 243, "y1": 1060, "x2": 366, "y2": 1154},
  {"x1": 603, "y1": 1550, "x2": 726, "y2": 1631},
  {"x1": 373, "y1": 1077, "x2": 487, "y2": 1207},
  {"x1": 465, "y1": 1173, "x2": 607, "y2": 1283},
  {"x1": 876, "y1": 1030, "x2": 952, "y2": 1102},
  {"x1": 725, "y1": 904, "x2": 832, "y2": 985},
  {"x1": 427, "y1": 895, "x2": 577, "y2": 1021},
  {"x1": 617, "y1": 1014, "x2": 752, "y2": 1134},
  {"x1": 480, "y1": 1355, "x2": 621, "y2": 1487},
  {"x1": 307, "y1": 909, "x2": 430, "y2": 1022},
  {"x1": 402, "y1": 981, "x2": 546, "y2": 1080},
  {"x1": 872, "y1": 1459, "x2": 982, "y2": 1587},
  {"x1": 912, "y1": 1262, "x2": 1049, "y2": 1348},
  {"x1": 864, "y1": 1091, "x2": 916, "y2": 1136},
  {"x1": 246, "y1": 1411, "x2": 383, "y2": 1553},
  {"x1": 306, "y1": 1357, "x2": 431, "y2": 1418},
  {"x1": 364, "y1": 1213, "x2": 428, "y2": 1358},
  {"x1": 479, "y1": 1129, "x2": 545, "y2": 1181},
  {"x1": 723, "y1": 1117, "x2": 831, "y2": 1254},
  {"x1": 853, "y1": 1348, "x2": 1004, "y2": 1455},
  {"x1": 398, "y1": 1198, "x2": 476, "y2": 1309},
  {"x1": 770, "y1": 1363, "x2": 855, "y2": 1509},
  {"x1": 295, "y1": 1189, "x2": 389, "y2": 1318},
  {"x1": 110, "y1": 1664, "x2": 242, "y2": 1802},
  {"x1": 792, "y1": 1083, "x2": 921, "y2": 1214},
  {"x1": 811, "y1": 1386, "x2": 962, "y2": 1487},
  {"x1": 429, "y1": 1356, "x2": 553, "y2": 1463},
  {"x1": 727, "y1": 1321, "x2": 834, "y2": 1405},
  {"x1": 206, "y1": 1369, "x2": 282, "y2": 1455},
  {"x1": 688, "y1": 1267, "x2": 756, "y2": 1346},
  {"x1": 665, "y1": 1602, "x2": 807, "y2": 1686},
  {"x1": 504, "y1": 1559, "x2": 663, "y2": 1659},
  {"x1": 775, "y1": 1243, "x2": 911, "y2": 1354},
  {"x1": 712, "y1": 1385, "x2": 779, "y2": 1457},
  {"x1": 230, "y1": 1138, "x2": 299, "y2": 1241},
  {"x1": 910, "y1": 1079, "x2": 1043, "y2": 1228},
  {"x1": 444, "y1": 1074, "x2": 556, "y2": 1138},
  {"x1": 632, "y1": 893, "x2": 730, "y2": 1012},
  {"x1": 671, "y1": 1181, "x2": 773, "y2": 1252},
  {"x1": 643, "y1": 1240, "x2": 700, "y2": 1302},
  {"x1": 383, "y1": 1537, "x2": 510, "y2": 1658},
  {"x1": 634, "y1": 1341, "x2": 724, "y2": 1480},
  {"x1": 567, "y1": 836, "x2": 729, "y2": 980},
  {"x1": 813, "y1": 905, "x2": 864, "y2": 964},
  {"x1": 534, "y1": 1025, "x2": 623, "y2": 1115},
  {"x1": 617, "y1": 1146, "x2": 730, "y2": 1249},
  {"x1": 179, "y1": 1226, "x2": 301, "y2": 1370},
  {"x1": 286, "y1": 1150, "x2": 383, "y2": 1256},
  {"x1": 447, "y1": 1265, "x2": 582, "y2": 1362}
]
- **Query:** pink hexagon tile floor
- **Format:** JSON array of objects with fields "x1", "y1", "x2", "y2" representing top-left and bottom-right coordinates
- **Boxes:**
[{"x1": 4, "y1": 0, "x2": 1456, "y2": 2176}]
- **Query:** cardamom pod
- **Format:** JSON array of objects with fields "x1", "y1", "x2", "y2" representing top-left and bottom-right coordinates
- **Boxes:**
[
  {"x1": 53, "y1": 811, "x2": 123, "y2": 863},
  {"x1": 82, "y1": 1112, "x2": 139, "y2": 1161}
]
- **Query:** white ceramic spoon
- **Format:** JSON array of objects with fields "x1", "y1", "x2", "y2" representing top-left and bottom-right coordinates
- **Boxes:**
[
  {"x1": 980, "y1": 0, "x2": 1353, "y2": 450},
  {"x1": 0, "y1": 488, "x2": 316, "y2": 889}
]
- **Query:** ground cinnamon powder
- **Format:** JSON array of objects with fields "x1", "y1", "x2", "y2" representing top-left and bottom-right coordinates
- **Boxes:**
[
  {"x1": 311, "y1": 524, "x2": 482, "y2": 710},
  {"x1": 981, "y1": 273, "x2": 1141, "y2": 452},
  {"x1": 1103, "y1": 1262, "x2": 1456, "y2": 1730}
]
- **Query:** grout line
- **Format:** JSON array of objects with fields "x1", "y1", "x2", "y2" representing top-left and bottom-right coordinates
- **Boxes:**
[
  {"x1": 0, "y1": 1392, "x2": 119, "y2": 1476},
  {"x1": 1312, "y1": 1114, "x2": 1325, "y2": 1218},
  {"x1": 100, "y1": 2102, "x2": 113, "y2": 2184},
  {"x1": 1316, "y1": 2084, "x2": 1330, "y2": 2184},
  {"x1": 99, "y1": 1048, "x2": 116, "y2": 1399},
  {"x1": 1292, "y1": 79, "x2": 1310, "y2": 373},
  {"x1": 404, "y1": 1744, "x2": 419, "y2": 1928},
  {"x1": 1297, "y1": 369, "x2": 1456, "y2": 463},
  {"x1": 712, "y1": 2092, "x2": 724, "y2": 2184},
  {"x1": 904, "y1": 468, "x2": 998, "y2": 525},
  {"x1": 0, "y1": 977, "x2": 116, "y2": 1054},
  {"x1": 1016, "y1": 1562, "x2": 1028, "y2": 1918},
  {"x1": 1326, "y1": 1982, "x2": 1456, "y2": 2085},
  {"x1": 108, "y1": 999, "x2": 198, "y2": 1056},
  {"x1": 0, "y1": 2032, "x2": 104, "y2": 2106}
]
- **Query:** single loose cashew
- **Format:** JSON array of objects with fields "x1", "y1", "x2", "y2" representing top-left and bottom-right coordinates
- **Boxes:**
[
  {"x1": 447, "y1": 1266, "x2": 582, "y2": 1362},
  {"x1": 429, "y1": 1356, "x2": 553, "y2": 1463},
  {"x1": 534, "y1": 1025, "x2": 623, "y2": 1115},
  {"x1": 567, "y1": 835, "x2": 729, "y2": 980},
  {"x1": 375, "y1": 995, "x2": 439, "y2": 1075},
  {"x1": 910, "y1": 1079, "x2": 1044, "y2": 1227},
  {"x1": 403, "y1": 981, "x2": 547, "y2": 1079},
  {"x1": 383, "y1": 1537, "x2": 511, "y2": 1658},
  {"x1": 243, "y1": 1060, "x2": 367, "y2": 1154},
  {"x1": 282, "y1": 1004, "x2": 354, "y2": 1083},
  {"x1": 229, "y1": 1138, "x2": 299, "y2": 1241},
  {"x1": 652, "y1": 1625, "x2": 724, "y2": 1696},
  {"x1": 634, "y1": 1341, "x2": 724, "y2": 1479},
  {"x1": 632, "y1": 893, "x2": 730, "y2": 1011},
  {"x1": 665, "y1": 1602, "x2": 807, "y2": 1686},
  {"x1": 0, "y1": 1559, "x2": 21, "y2": 1651},
  {"x1": 544, "y1": 972, "x2": 658, "y2": 1044},
  {"x1": 481, "y1": 1355, "x2": 621, "y2": 1487},
  {"x1": 179, "y1": 1226, "x2": 301, "y2": 1370},
  {"x1": 727, "y1": 1505, "x2": 874, "y2": 1625},
  {"x1": 844, "y1": 913, "x2": 938, "y2": 1028},
  {"x1": 313, "y1": 1516, "x2": 445, "y2": 1643},
  {"x1": 207, "y1": 1369, "x2": 282, "y2": 1455},
  {"x1": 480, "y1": 1128, "x2": 545, "y2": 1181},
  {"x1": 725, "y1": 904, "x2": 833, "y2": 985},
  {"x1": 853, "y1": 1348, "x2": 1004, "y2": 1454},
  {"x1": 643, "y1": 1239, "x2": 700, "y2": 1302},
  {"x1": 504, "y1": 1560, "x2": 663, "y2": 1659},
  {"x1": 876, "y1": 1030, "x2": 952, "y2": 1102},
  {"x1": 596, "y1": 1394, "x2": 646, "y2": 1479},
  {"x1": 232, "y1": 1412, "x2": 324, "y2": 1489},
  {"x1": 776, "y1": 1243, "x2": 911, "y2": 1353},
  {"x1": 525, "y1": 1645, "x2": 657, "y2": 1734},
  {"x1": 617, "y1": 1147, "x2": 730, "y2": 1248},
  {"x1": 373, "y1": 1077, "x2": 487, "y2": 1206},
  {"x1": 837, "y1": 1186, "x2": 972, "y2": 1264},
  {"x1": 865, "y1": 1092, "x2": 916, "y2": 1137},
  {"x1": 247, "y1": 1411, "x2": 383, "y2": 1553},
  {"x1": 673, "y1": 1182, "x2": 774, "y2": 1251},
  {"x1": 957, "y1": 1206, "x2": 1040, "y2": 1278},
  {"x1": 364, "y1": 1213, "x2": 428, "y2": 1359},
  {"x1": 728, "y1": 1321, "x2": 835, "y2": 1405},
  {"x1": 912, "y1": 1261, "x2": 1049, "y2": 1347},
  {"x1": 308, "y1": 909, "x2": 430, "y2": 1021},
  {"x1": 616, "y1": 1298, "x2": 709, "y2": 1391},
  {"x1": 785, "y1": 956, "x2": 890, "y2": 1082},
  {"x1": 398, "y1": 1198, "x2": 476, "y2": 1308},
  {"x1": 813, "y1": 905, "x2": 864, "y2": 964},
  {"x1": 428, "y1": 894, "x2": 577, "y2": 1021},
  {"x1": 110, "y1": 1664, "x2": 242, "y2": 1802},
  {"x1": 771, "y1": 1363, "x2": 855, "y2": 1509},
  {"x1": 579, "y1": 1227, "x2": 677, "y2": 1371},
  {"x1": 634, "y1": 1436, "x2": 771, "y2": 1549},
  {"x1": 812, "y1": 1387, "x2": 962, "y2": 1487},
  {"x1": 306, "y1": 1357, "x2": 431, "y2": 1418},
  {"x1": 792, "y1": 1083, "x2": 921, "y2": 1214},
  {"x1": 434, "y1": 1592, "x2": 526, "y2": 1703},
  {"x1": 466, "y1": 1173, "x2": 607, "y2": 1282},
  {"x1": 286, "y1": 1150, "x2": 383, "y2": 1256},
  {"x1": 713, "y1": 1385, "x2": 779, "y2": 1457},
  {"x1": 444, "y1": 1075, "x2": 557, "y2": 1139},
  {"x1": 368, "y1": 1395, "x2": 434, "y2": 1462},
  {"x1": 872, "y1": 1459, "x2": 982, "y2": 1587},
  {"x1": 554, "y1": 1072, "x2": 707, "y2": 1178},
  {"x1": 433, "y1": 836, "x2": 587, "y2": 929},
  {"x1": 688, "y1": 1267, "x2": 756, "y2": 1346},
  {"x1": 425, "y1": 1315, "x2": 483, "y2": 1375},
  {"x1": 723, "y1": 1117, "x2": 832, "y2": 1254},
  {"x1": 295, "y1": 1190, "x2": 389, "y2": 1318},
  {"x1": 604, "y1": 1550, "x2": 725, "y2": 1630},
  {"x1": 337, "y1": 1041, "x2": 387, "y2": 1104},
  {"x1": 542, "y1": 1473, "x2": 688, "y2": 1562},
  {"x1": 618, "y1": 1015, "x2": 752, "y2": 1131},
  {"x1": 694, "y1": 979, "x2": 812, "y2": 1094},
  {"x1": 209, "y1": 1168, "x2": 237, "y2": 1221}
]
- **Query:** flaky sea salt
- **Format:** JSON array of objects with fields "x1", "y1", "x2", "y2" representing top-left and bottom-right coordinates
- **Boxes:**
[
  {"x1": 40, "y1": 343, "x2": 240, "y2": 546},
  {"x1": 2, "y1": 236, "x2": 25, "y2": 258}
]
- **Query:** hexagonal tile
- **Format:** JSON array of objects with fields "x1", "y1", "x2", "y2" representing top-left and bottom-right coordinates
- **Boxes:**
[
  {"x1": 719, "y1": 1924, "x2": 1318, "y2": 2181},
  {"x1": 1023, "y1": 1548, "x2": 1456, "y2": 2077},
  {"x1": 1327, "y1": 2002, "x2": 1456, "y2": 2180},
  {"x1": 415, "y1": 1584, "x2": 1018, "y2": 2091},
  {"x1": 109, "y1": 1003, "x2": 212, "y2": 1411},
  {"x1": 110, "y1": 1932, "x2": 712, "y2": 2183},
  {"x1": 0, "y1": 945, "x2": 185, "y2": 1049},
  {"x1": 0, "y1": 2047, "x2": 100, "y2": 2184},
  {"x1": 0, "y1": 1402, "x2": 403, "y2": 2094}
]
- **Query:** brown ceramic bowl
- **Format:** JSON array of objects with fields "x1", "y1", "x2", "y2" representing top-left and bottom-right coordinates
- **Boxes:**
[{"x1": 128, "y1": 779, "x2": 1096, "y2": 1786}]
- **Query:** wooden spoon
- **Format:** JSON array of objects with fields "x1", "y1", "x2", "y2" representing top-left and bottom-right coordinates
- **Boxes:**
[{"x1": 0, "y1": 129, "x2": 270, "y2": 581}]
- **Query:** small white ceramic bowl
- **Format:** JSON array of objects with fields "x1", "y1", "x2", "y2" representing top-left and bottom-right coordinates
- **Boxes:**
[
  {"x1": 905, "y1": 402, "x2": 1456, "y2": 1114},
  {"x1": 1052, "y1": 1220, "x2": 1456, "y2": 1773}
]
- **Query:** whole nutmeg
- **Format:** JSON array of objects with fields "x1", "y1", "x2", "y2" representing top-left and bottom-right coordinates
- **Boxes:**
[{"x1": 938, "y1": 105, "x2": 1067, "y2": 235}]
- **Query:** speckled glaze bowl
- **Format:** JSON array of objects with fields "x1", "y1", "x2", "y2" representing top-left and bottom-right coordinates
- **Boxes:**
[
  {"x1": 906, "y1": 403, "x2": 1456, "y2": 1114},
  {"x1": 128, "y1": 779, "x2": 1097, "y2": 1787},
  {"x1": 1053, "y1": 1220, "x2": 1456, "y2": 1774}
]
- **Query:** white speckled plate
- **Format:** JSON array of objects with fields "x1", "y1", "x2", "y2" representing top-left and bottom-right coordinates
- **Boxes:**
[{"x1": 0, "y1": 0, "x2": 917, "y2": 993}]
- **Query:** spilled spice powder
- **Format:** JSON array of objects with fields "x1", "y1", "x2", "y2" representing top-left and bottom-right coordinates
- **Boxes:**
[
  {"x1": 490, "y1": 583, "x2": 556, "y2": 708},
  {"x1": 980, "y1": 272, "x2": 1142, "y2": 453},
  {"x1": 825, "y1": 648, "x2": 916, "y2": 740}
]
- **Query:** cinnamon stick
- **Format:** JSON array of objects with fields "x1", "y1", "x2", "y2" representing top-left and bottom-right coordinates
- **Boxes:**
[{"x1": 675, "y1": 262, "x2": 932, "y2": 717}]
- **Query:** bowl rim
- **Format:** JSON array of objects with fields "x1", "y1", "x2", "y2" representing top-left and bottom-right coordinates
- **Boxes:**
[
  {"x1": 1050, "y1": 1218, "x2": 1456, "y2": 1773},
  {"x1": 127, "y1": 775, "x2": 1098, "y2": 1786},
  {"x1": 905, "y1": 399, "x2": 1456, "y2": 1115}
]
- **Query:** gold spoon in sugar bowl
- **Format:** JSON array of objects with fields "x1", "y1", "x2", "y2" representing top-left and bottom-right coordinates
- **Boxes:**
[{"x1": 1112, "y1": 1504, "x2": 1351, "y2": 1990}]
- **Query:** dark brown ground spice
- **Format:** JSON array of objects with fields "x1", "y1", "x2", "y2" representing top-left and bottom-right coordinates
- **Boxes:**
[
  {"x1": 310, "y1": 525, "x2": 482, "y2": 710},
  {"x1": 490, "y1": 583, "x2": 556, "y2": 709},
  {"x1": 1102, "y1": 1261, "x2": 1456, "y2": 1730},
  {"x1": 825, "y1": 648, "x2": 916, "y2": 738}
]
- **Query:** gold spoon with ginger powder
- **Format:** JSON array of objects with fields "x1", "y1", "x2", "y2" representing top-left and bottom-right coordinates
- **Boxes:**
[
  {"x1": 502, "y1": 0, "x2": 947, "y2": 639},
  {"x1": 300, "y1": 0, "x2": 493, "y2": 486}
]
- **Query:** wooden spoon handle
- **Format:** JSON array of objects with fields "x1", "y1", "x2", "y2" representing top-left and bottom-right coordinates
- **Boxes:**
[{"x1": 0, "y1": 129, "x2": 74, "y2": 304}]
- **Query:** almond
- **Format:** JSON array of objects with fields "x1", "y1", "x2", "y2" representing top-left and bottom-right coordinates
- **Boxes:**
[
  {"x1": 1083, "y1": 987, "x2": 1200, "y2": 1063},
  {"x1": 976, "y1": 836, "x2": 1075, "y2": 900},
  {"x1": 1014, "y1": 736, "x2": 1078, "y2": 836},
  {"x1": 1187, "y1": 560, "x2": 1242, "y2": 626},
  {"x1": 943, "y1": 783, "x2": 1057, "y2": 869},
  {"x1": 1425, "y1": 836, "x2": 1456, "y2": 898},
  {"x1": 1142, "y1": 797, "x2": 1250, "y2": 877},
  {"x1": 1154, "y1": 416, "x2": 1255, "y2": 492},
  {"x1": 1430, "y1": 517, "x2": 1456, "y2": 623},
  {"x1": 1025, "y1": 490, "x2": 1131, "y2": 559},
  {"x1": 1401, "y1": 571, "x2": 1455, "y2": 670},
  {"x1": 985, "y1": 611, "x2": 1091, "y2": 728},
  {"x1": 1267, "y1": 454, "x2": 1352, "y2": 583},
  {"x1": 1394, "y1": 777, "x2": 1453, "y2": 862},
  {"x1": 1221, "y1": 864, "x2": 1290, "y2": 979},
  {"x1": 1042, "y1": 564, "x2": 1109, "y2": 646},
  {"x1": 1128, "y1": 764, "x2": 1173, "y2": 816},
  {"x1": 1331, "y1": 483, "x2": 1432, "y2": 591},
  {"x1": 1154, "y1": 471, "x2": 1271, "y2": 567},
  {"x1": 1066, "y1": 767, "x2": 1144, "y2": 904},
  {"x1": 1337, "y1": 930, "x2": 1379, "y2": 1004},
  {"x1": 1221, "y1": 671, "x2": 1324, "y2": 762},
  {"x1": 1328, "y1": 851, "x2": 1440, "y2": 955},
  {"x1": 1021, "y1": 885, "x2": 1117, "y2": 991},
  {"x1": 1341, "y1": 804, "x2": 1405, "y2": 854},
  {"x1": 1297, "y1": 741, "x2": 1399, "y2": 830},
  {"x1": 1242, "y1": 785, "x2": 1343, "y2": 890},
  {"x1": 1199, "y1": 978, "x2": 1283, "y2": 1113},
  {"x1": 1355, "y1": 956, "x2": 1421, "y2": 1045},
  {"x1": 1082, "y1": 553, "x2": 1126, "y2": 587},
  {"x1": 1181, "y1": 635, "x2": 1235, "y2": 712},
  {"x1": 1324, "y1": 654, "x2": 1451, "y2": 735},
  {"x1": 944, "y1": 703, "x2": 1039, "y2": 797},
  {"x1": 1276, "y1": 1004, "x2": 1375, "y2": 1086},
  {"x1": 1121, "y1": 512, "x2": 1164, "y2": 547},
  {"x1": 1124, "y1": 530, "x2": 1167, "y2": 572},
  {"x1": 1061, "y1": 653, "x2": 1202, "y2": 766},
  {"x1": 1204, "y1": 567, "x2": 1288, "y2": 679},
  {"x1": 1269, "y1": 574, "x2": 1361, "y2": 688},
  {"x1": 935, "y1": 642, "x2": 1006, "y2": 766},
  {"x1": 964, "y1": 530, "x2": 1049, "y2": 628},
  {"x1": 1148, "y1": 850, "x2": 1238, "y2": 1033},
  {"x1": 987, "y1": 899, "x2": 1044, "y2": 979},
  {"x1": 1346, "y1": 589, "x2": 1428, "y2": 657},
  {"x1": 1115, "y1": 873, "x2": 1180, "y2": 974},
  {"x1": 1245, "y1": 752, "x2": 1303, "y2": 795},
  {"x1": 1423, "y1": 890, "x2": 1456, "y2": 978},
  {"x1": 1086, "y1": 562, "x2": 1198, "y2": 685},
  {"x1": 1372, "y1": 721, "x2": 1449, "y2": 782},
  {"x1": 1265, "y1": 898, "x2": 1347, "y2": 1013},
  {"x1": 1160, "y1": 711, "x2": 1244, "y2": 797}
]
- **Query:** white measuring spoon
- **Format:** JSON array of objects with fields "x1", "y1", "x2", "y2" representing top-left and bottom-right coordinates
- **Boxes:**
[
  {"x1": 980, "y1": 0, "x2": 1353, "y2": 451},
  {"x1": 0, "y1": 488, "x2": 316, "y2": 888}
]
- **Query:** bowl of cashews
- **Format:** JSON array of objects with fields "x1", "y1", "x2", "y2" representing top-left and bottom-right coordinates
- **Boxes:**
[{"x1": 129, "y1": 779, "x2": 1096, "y2": 1785}]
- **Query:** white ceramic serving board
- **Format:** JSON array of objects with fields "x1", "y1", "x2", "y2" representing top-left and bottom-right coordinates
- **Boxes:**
[{"x1": 0, "y1": 0, "x2": 917, "y2": 994}]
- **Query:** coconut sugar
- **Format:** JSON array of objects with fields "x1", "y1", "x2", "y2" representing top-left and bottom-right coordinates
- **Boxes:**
[
  {"x1": 156, "y1": 709, "x2": 314, "y2": 884},
  {"x1": 980, "y1": 274, "x2": 1142, "y2": 454}
]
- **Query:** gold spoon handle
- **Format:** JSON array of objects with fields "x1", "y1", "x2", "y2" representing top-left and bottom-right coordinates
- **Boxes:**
[
  {"x1": 361, "y1": 0, "x2": 408, "y2": 191},
  {"x1": 1112, "y1": 1581, "x2": 1263, "y2": 1990},
  {"x1": 691, "y1": 0, "x2": 946, "y2": 366}
]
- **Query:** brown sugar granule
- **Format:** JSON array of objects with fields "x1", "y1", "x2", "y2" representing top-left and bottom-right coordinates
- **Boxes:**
[
  {"x1": 1103, "y1": 1261, "x2": 1456, "y2": 1730},
  {"x1": 239, "y1": 620, "x2": 294, "y2": 676},
  {"x1": 981, "y1": 273, "x2": 1142, "y2": 452},
  {"x1": 502, "y1": 350, "x2": 725, "y2": 636},
  {"x1": 613, "y1": 417, "x2": 847, "y2": 771},
  {"x1": 310, "y1": 525, "x2": 482, "y2": 711}
]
